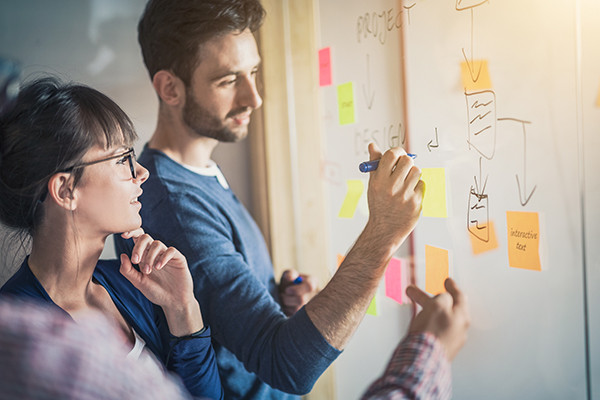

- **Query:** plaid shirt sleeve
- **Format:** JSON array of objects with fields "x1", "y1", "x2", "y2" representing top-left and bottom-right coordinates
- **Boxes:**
[
  {"x1": 360, "y1": 332, "x2": 452, "y2": 400},
  {"x1": 0, "y1": 299, "x2": 197, "y2": 400}
]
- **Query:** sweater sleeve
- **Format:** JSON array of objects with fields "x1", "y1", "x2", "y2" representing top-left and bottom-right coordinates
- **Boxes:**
[
  {"x1": 360, "y1": 333, "x2": 452, "y2": 400},
  {"x1": 167, "y1": 326, "x2": 223, "y2": 400},
  {"x1": 171, "y1": 193, "x2": 340, "y2": 395}
]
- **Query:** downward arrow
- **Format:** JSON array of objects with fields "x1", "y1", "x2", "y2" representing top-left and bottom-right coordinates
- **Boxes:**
[
  {"x1": 362, "y1": 54, "x2": 375, "y2": 110},
  {"x1": 427, "y1": 128, "x2": 440, "y2": 152},
  {"x1": 514, "y1": 120, "x2": 536, "y2": 206},
  {"x1": 462, "y1": 8, "x2": 482, "y2": 83}
]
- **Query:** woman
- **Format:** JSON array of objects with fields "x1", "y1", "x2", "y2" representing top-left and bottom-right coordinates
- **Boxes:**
[{"x1": 0, "y1": 77, "x2": 222, "y2": 399}]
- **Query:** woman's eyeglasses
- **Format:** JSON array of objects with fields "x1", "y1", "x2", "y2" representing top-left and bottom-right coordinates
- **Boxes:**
[{"x1": 62, "y1": 148, "x2": 137, "y2": 179}]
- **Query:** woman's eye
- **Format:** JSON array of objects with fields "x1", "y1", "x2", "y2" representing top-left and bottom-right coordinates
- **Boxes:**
[{"x1": 116, "y1": 156, "x2": 128, "y2": 165}]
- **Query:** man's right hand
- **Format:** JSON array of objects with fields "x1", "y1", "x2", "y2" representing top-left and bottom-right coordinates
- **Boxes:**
[
  {"x1": 364, "y1": 142, "x2": 425, "y2": 256},
  {"x1": 406, "y1": 278, "x2": 470, "y2": 361}
]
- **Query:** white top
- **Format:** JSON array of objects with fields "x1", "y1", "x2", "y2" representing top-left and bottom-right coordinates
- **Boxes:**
[
  {"x1": 182, "y1": 160, "x2": 229, "y2": 189},
  {"x1": 126, "y1": 328, "x2": 165, "y2": 376}
]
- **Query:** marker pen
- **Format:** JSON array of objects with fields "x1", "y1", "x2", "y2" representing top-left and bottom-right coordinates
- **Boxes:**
[
  {"x1": 293, "y1": 276, "x2": 303, "y2": 285},
  {"x1": 359, "y1": 153, "x2": 417, "y2": 173}
]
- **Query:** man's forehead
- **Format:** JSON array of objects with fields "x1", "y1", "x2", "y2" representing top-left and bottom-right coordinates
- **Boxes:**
[{"x1": 196, "y1": 30, "x2": 260, "y2": 72}]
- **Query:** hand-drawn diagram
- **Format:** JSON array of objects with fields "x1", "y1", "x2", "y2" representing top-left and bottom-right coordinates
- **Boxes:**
[
  {"x1": 459, "y1": 0, "x2": 537, "y2": 245},
  {"x1": 467, "y1": 157, "x2": 490, "y2": 241},
  {"x1": 465, "y1": 90, "x2": 496, "y2": 160}
]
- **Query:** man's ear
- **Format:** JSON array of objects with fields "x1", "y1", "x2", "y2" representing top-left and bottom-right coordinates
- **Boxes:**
[
  {"x1": 152, "y1": 70, "x2": 185, "y2": 106},
  {"x1": 47, "y1": 173, "x2": 78, "y2": 211}
]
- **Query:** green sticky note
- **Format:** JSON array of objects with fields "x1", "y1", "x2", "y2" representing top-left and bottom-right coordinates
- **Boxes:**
[
  {"x1": 337, "y1": 82, "x2": 356, "y2": 125},
  {"x1": 421, "y1": 168, "x2": 448, "y2": 218},
  {"x1": 366, "y1": 296, "x2": 378, "y2": 316},
  {"x1": 338, "y1": 180, "x2": 364, "y2": 219}
]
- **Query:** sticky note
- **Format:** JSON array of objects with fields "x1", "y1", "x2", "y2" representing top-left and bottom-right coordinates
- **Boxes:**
[
  {"x1": 425, "y1": 245, "x2": 449, "y2": 295},
  {"x1": 337, "y1": 82, "x2": 356, "y2": 125},
  {"x1": 460, "y1": 59, "x2": 492, "y2": 91},
  {"x1": 338, "y1": 180, "x2": 364, "y2": 218},
  {"x1": 366, "y1": 296, "x2": 378, "y2": 316},
  {"x1": 318, "y1": 47, "x2": 332, "y2": 87},
  {"x1": 469, "y1": 220, "x2": 499, "y2": 255},
  {"x1": 596, "y1": 82, "x2": 600, "y2": 107},
  {"x1": 506, "y1": 211, "x2": 541, "y2": 271},
  {"x1": 421, "y1": 168, "x2": 448, "y2": 218},
  {"x1": 385, "y1": 257, "x2": 408, "y2": 305},
  {"x1": 336, "y1": 254, "x2": 345, "y2": 269}
]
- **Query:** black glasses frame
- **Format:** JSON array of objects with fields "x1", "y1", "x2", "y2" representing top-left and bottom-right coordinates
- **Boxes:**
[{"x1": 62, "y1": 148, "x2": 137, "y2": 179}]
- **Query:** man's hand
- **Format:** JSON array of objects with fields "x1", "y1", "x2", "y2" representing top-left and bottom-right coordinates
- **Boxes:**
[
  {"x1": 364, "y1": 143, "x2": 425, "y2": 259},
  {"x1": 279, "y1": 269, "x2": 319, "y2": 316},
  {"x1": 406, "y1": 278, "x2": 470, "y2": 360}
]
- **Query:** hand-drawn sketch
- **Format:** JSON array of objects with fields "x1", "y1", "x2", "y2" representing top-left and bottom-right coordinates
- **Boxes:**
[{"x1": 466, "y1": 90, "x2": 496, "y2": 160}]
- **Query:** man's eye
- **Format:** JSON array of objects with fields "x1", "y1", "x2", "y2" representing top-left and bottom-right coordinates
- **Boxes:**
[{"x1": 116, "y1": 156, "x2": 128, "y2": 165}]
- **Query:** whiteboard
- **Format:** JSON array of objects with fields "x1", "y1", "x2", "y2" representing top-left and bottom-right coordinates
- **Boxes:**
[
  {"x1": 318, "y1": 0, "x2": 599, "y2": 399},
  {"x1": 317, "y1": 1, "x2": 415, "y2": 399}
]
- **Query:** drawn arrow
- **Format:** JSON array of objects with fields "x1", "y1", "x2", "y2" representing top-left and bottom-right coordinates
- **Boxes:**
[
  {"x1": 461, "y1": 8, "x2": 482, "y2": 83},
  {"x1": 427, "y1": 128, "x2": 440, "y2": 152},
  {"x1": 362, "y1": 54, "x2": 375, "y2": 110},
  {"x1": 497, "y1": 118, "x2": 536, "y2": 206}
]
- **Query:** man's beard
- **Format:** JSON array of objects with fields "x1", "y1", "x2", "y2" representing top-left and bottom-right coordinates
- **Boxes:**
[{"x1": 183, "y1": 89, "x2": 249, "y2": 143}]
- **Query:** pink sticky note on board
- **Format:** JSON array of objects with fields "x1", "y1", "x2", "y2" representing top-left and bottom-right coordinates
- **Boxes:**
[
  {"x1": 319, "y1": 47, "x2": 332, "y2": 86},
  {"x1": 385, "y1": 257, "x2": 406, "y2": 305}
]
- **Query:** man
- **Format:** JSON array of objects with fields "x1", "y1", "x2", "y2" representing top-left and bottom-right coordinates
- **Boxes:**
[{"x1": 115, "y1": 1, "x2": 425, "y2": 398}]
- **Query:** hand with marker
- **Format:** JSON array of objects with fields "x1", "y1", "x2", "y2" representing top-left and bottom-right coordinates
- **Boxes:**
[
  {"x1": 363, "y1": 142, "x2": 425, "y2": 255},
  {"x1": 279, "y1": 269, "x2": 319, "y2": 316}
]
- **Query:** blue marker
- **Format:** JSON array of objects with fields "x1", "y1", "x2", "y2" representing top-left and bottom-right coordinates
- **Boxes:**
[
  {"x1": 359, "y1": 153, "x2": 417, "y2": 173},
  {"x1": 293, "y1": 276, "x2": 303, "y2": 285}
]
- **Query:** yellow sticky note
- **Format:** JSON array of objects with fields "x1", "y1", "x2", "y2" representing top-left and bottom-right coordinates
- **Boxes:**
[
  {"x1": 421, "y1": 168, "x2": 448, "y2": 218},
  {"x1": 469, "y1": 220, "x2": 499, "y2": 255},
  {"x1": 596, "y1": 83, "x2": 600, "y2": 107},
  {"x1": 425, "y1": 245, "x2": 449, "y2": 295},
  {"x1": 338, "y1": 180, "x2": 364, "y2": 219},
  {"x1": 506, "y1": 211, "x2": 541, "y2": 271},
  {"x1": 337, "y1": 82, "x2": 356, "y2": 125},
  {"x1": 366, "y1": 296, "x2": 378, "y2": 316},
  {"x1": 460, "y1": 59, "x2": 492, "y2": 91}
]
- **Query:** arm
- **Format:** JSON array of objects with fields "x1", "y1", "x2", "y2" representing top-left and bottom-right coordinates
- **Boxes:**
[
  {"x1": 305, "y1": 144, "x2": 424, "y2": 349},
  {"x1": 361, "y1": 278, "x2": 470, "y2": 400}
]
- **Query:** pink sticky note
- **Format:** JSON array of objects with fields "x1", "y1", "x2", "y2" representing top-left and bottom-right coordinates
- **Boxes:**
[
  {"x1": 385, "y1": 257, "x2": 405, "y2": 304},
  {"x1": 319, "y1": 47, "x2": 332, "y2": 87}
]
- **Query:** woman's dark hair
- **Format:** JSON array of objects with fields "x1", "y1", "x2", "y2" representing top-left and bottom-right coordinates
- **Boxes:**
[
  {"x1": 138, "y1": 0, "x2": 266, "y2": 86},
  {"x1": 0, "y1": 77, "x2": 137, "y2": 235}
]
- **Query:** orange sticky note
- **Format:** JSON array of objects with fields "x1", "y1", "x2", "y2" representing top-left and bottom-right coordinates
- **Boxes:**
[
  {"x1": 336, "y1": 254, "x2": 345, "y2": 270},
  {"x1": 506, "y1": 211, "x2": 541, "y2": 271},
  {"x1": 421, "y1": 168, "x2": 448, "y2": 218},
  {"x1": 469, "y1": 220, "x2": 499, "y2": 255},
  {"x1": 425, "y1": 245, "x2": 449, "y2": 295},
  {"x1": 460, "y1": 59, "x2": 492, "y2": 91},
  {"x1": 366, "y1": 296, "x2": 378, "y2": 316},
  {"x1": 338, "y1": 180, "x2": 364, "y2": 218},
  {"x1": 337, "y1": 82, "x2": 356, "y2": 125},
  {"x1": 385, "y1": 257, "x2": 407, "y2": 305},
  {"x1": 318, "y1": 47, "x2": 332, "y2": 87}
]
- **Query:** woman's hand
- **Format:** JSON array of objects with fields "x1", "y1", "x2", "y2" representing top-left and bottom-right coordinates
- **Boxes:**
[{"x1": 119, "y1": 231, "x2": 203, "y2": 336}]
